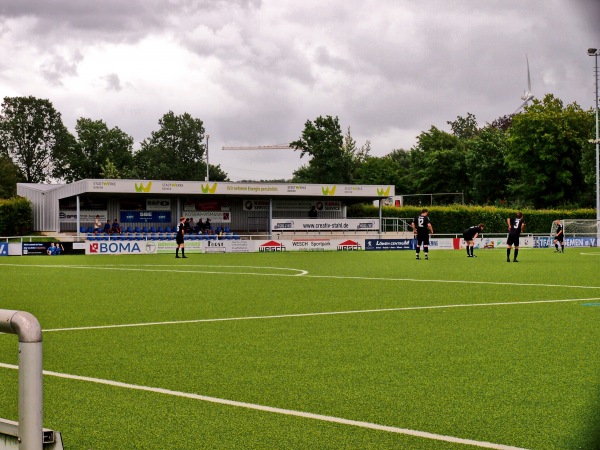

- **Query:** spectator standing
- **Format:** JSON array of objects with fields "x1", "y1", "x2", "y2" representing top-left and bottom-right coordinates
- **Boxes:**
[{"x1": 93, "y1": 215, "x2": 101, "y2": 235}]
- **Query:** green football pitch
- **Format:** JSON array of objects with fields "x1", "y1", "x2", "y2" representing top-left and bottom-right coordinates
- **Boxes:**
[{"x1": 1, "y1": 248, "x2": 599, "y2": 449}]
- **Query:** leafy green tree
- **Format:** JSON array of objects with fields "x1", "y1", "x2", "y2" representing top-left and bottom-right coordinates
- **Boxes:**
[
  {"x1": 0, "y1": 154, "x2": 24, "y2": 198},
  {"x1": 53, "y1": 118, "x2": 135, "y2": 182},
  {"x1": 290, "y1": 115, "x2": 354, "y2": 183},
  {"x1": 0, "y1": 96, "x2": 72, "y2": 183},
  {"x1": 506, "y1": 94, "x2": 593, "y2": 207},
  {"x1": 409, "y1": 126, "x2": 467, "y2": 196},
  {"x1": 460, "y1": 125, "x2": 511, "y2": 204},
  {"x1": 447, "y1": 112, "x2": 479, "y2": 139},
  {"x1": 134, "y1": 111, "x2": 227, "y2": 181}
]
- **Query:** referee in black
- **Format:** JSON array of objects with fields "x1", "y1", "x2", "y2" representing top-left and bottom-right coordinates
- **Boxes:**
[{"x1": 463, "y1": 223, "x2": 484, "y2": 258}]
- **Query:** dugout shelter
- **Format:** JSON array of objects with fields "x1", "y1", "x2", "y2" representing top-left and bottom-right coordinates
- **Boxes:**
[{"x1": 17, "y1": 179, "x2": 394, "y2": 237}]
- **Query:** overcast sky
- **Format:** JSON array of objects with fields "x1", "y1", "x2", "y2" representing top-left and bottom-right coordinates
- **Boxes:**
[{"x1": 1, "y1": 0, "x2": 598, "y2": 182}]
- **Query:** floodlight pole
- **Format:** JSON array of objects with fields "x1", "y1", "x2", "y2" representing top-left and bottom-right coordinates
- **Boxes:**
[
  {"x1": 589, "y1": 48, "x2": 599, "y2": 240},
  {"x1": 205, "y1": 134, "x2": 210, "y2": 182}
]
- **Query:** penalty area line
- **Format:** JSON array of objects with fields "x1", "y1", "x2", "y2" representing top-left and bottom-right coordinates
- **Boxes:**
[{"x1": 0, "y1": 362, "x2": 527, "y2": 450}]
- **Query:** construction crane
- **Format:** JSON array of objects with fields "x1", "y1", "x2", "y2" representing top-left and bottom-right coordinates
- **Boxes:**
[{"x1": 221, "y1": 145, "x2": 294, "y2": 150}]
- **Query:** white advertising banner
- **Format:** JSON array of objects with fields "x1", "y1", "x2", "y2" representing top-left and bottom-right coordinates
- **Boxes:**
[
  {"x1": 255, "y1": 238, "x2": 364, "y2": 251},
  {"x1": 60, "y1": 210, "x2": 107, "y2": 223},
  {"x1": 272, "y1": 218, "x2": 379, "y2": 231},
  {"x1": 85, "y1": 179, "x2": 394, "y2": 198},
  {"x1": 428, "y1": 238, "x2": 456, "y2": 249}
]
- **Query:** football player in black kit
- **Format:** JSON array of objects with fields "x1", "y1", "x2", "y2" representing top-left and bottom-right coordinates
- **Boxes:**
[
  {"x1": 411, "y1": 208, "x2": 433, "y2": 260},
  {"x1": 506, "y1": 212, "x2": 525, "y2": 262},
  {"x1": 463, "y1": 223, "x2": 484, "y2": 258},
  {"x1": 175, "y1": 216, "x2": 187, "y2": 259},
  {"x1": 553, "y1": 219, "x2": 564, "y2": 253}
]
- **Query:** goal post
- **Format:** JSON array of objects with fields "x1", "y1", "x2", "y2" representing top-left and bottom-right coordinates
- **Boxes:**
[{"x1": 551, "y1": 219, "x2": 600, "y2": 248}]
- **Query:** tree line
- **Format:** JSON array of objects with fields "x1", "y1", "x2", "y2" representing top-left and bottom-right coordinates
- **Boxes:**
[{"x1": 0, "y1": 94, "x2": 596, "y2": 209}]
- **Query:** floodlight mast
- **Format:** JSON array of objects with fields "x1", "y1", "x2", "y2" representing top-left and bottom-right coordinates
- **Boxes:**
[
  {"x1": 205, "y1": 134, "x2": 210, "y2": 182},
  {"x1": 588, "y1": 48, "x2": 599, "y2": 236}
]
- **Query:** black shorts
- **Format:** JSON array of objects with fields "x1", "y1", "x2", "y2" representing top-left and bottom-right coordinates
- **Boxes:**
[
  {"x1": 176, "y1": 235, "x2": 184, "y2": 245},
  {"x1": 462, "y1": 232, "x2": 475, "y2": 241},
  {"x1": 554, "y1": 235, "x2": 563, "y2": 242},
  {"x1": 416, "y1": 234, "x2": 430, "y2": 246},
  {"x1": 507, "y1": 234, "x2": 520, "y2": 247}
]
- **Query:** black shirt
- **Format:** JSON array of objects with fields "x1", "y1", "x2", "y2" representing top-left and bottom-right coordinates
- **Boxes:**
[
  {"x1": 413, "y1": 214, "x2": 431, "y2": 235},
  {"x1": 508, "y1": 217, "x2": 524, "y2": 236},
  {"x1": 463, "y1": 226, "x2": 482, "y2": 240}
]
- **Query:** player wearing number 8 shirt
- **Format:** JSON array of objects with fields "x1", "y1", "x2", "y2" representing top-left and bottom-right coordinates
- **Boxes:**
[
  {"x1": 506, "y1": 212, "x2": 525, "y2": 262},
  {"x1": 411, "y1": 208, "x2": 433, "y2": 260}
]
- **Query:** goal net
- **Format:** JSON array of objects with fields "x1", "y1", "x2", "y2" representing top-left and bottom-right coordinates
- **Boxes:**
[{"x1": 550, "y1": 219, "x2": 600, "y2": 248}]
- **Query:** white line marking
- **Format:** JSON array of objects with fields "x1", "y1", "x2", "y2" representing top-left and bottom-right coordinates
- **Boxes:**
[
  {"x1": 0, "y1": 362, "x2": 527, "y2": 450},
  {"x1": 41, "y1": 297, "x2": 600, "y2": 333},
  {"x1": 0, "y1": 262, "x2": 598, "y2": 290},
  {"x1": 0, "y1": 263, "x2": 308, "y2": 276}
]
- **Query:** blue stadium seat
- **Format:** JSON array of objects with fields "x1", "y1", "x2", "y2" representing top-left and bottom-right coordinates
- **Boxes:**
[
  {"x1": 126, "y1": 227, "x2": 134, "y2": 233},
  {"x1": 134, "y1": 227, "x2": 141, "y2": 233},
  {"x1": 150, "y1": 226, "x2": 157, "y2": 233},
  {"x1": 80, "y1": 226, "x2": 86, "y2": 233},
  {"x1": 165, "y1": 226, "x2": 172, "y2": 233},
  {"x1": 142, "y1": 226, "x2": 149, "y2": 233},
  {"x1": 157, "y1": 226, "x2": 164, "y2": 233}
]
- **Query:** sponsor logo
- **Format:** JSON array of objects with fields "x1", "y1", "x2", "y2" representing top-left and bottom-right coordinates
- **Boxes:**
[
  {"x1": 286, "y1": 185, "x2": 307, "y2": 192},
  {"x1": 201, "y1": 183, "x2": 218, "y2": 194},
  {"x1": 357, "y1": 221, "x2": 376, "y2": 229},
  {"x1": 0, "y1": 243, "x2": 8, "y2": 256},
  {"x1": 274, "y1": 221, "x2": 294, "y2": 229},
  {"x1": 135, "y1": 182, "x2": 152, "y2": 193},
  {"x1": 337, "y1": 239, "x2": 362, "y2": 251},
  {"x1": 259, "y1": 240, "x2": 286, "y2": 252},
  {"x1": 376, "y1": 186, "x2": 391, "y2": 196},
  {"x1": 89, "y1": 242, "x2": 142, "y2": 254},
  {"x1": 321, "y1": 185, "x2": 337, "y2": 196},
  {"x1": 92, "y1": 181, "x2": 117, "y2": 190},
  {"x1": 160, "y1": 182, "x2": 184, "y2": 191},
  {"x1": 145, "y1": 241, "x2": 157, "y2": 254}
]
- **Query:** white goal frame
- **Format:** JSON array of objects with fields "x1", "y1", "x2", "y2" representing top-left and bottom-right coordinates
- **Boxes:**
[{"x1": 550, "y1": 219, "x2": 600, "y2": 248}]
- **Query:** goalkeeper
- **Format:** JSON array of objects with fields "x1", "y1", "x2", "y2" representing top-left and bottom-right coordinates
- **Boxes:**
[{"x1": 553, "y1": 219, "x2": 564, "y2": 253}]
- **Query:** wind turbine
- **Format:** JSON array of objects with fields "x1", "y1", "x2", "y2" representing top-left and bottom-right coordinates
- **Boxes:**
[{"x1": 514, "y1": 54, "x2": 534, "y2": 114}]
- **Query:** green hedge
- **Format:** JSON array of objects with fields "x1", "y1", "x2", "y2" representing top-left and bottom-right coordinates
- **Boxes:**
[
  {"x1": 349, "y1": 204, "x2": 596, "y2": 234},
  {"x1": 0, "y1": 197, "x2": 32, "y2": 236}
]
